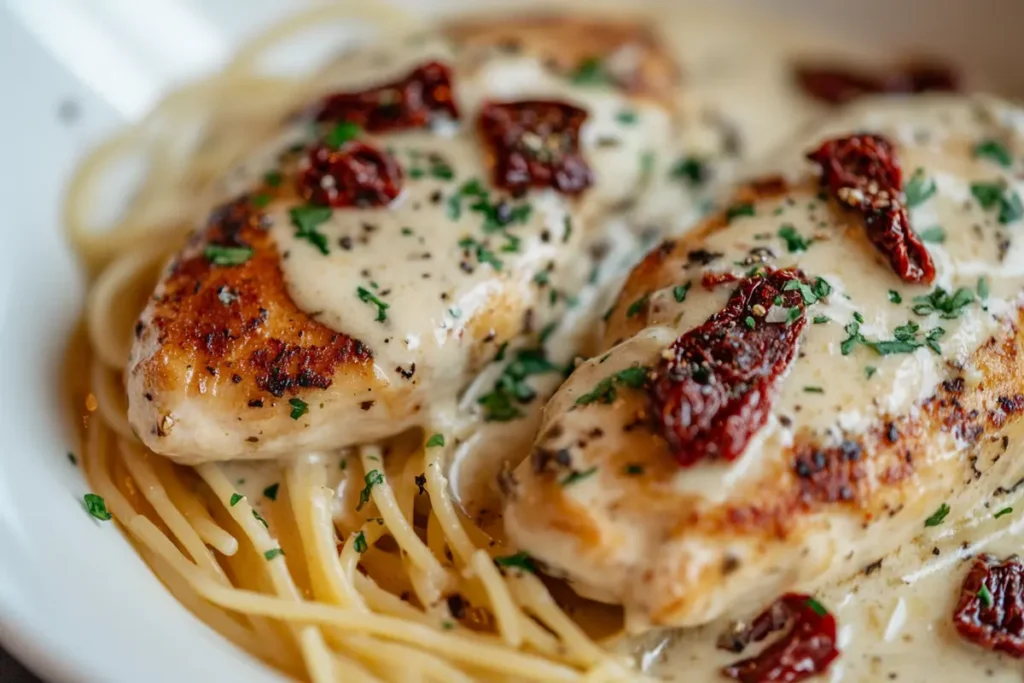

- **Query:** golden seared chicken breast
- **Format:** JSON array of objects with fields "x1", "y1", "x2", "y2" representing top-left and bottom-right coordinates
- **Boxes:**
[
  {"x1": 127, "y1": 17, "x2": 684, "y2": 463},
  {"x1": 503, "y1": 93, "x2": 1024, "y2": 631}
]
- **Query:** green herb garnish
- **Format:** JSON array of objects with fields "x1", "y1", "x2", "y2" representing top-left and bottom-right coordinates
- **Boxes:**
[
  {"x1": 494, "y1": 551, "x2": 536, "y2": 572},
  {"x1": 263, "y1": 483, "x2": 279, "y2": 501},
  {"x1": 576, "y1": 365, "x2": 649, "y2": 406},
  {"x1": 289, "y1": 205, "x2": 332, "y2": 255},
  {"x1": 204, "y1": 244, "x2": 253, "y2": 266},
  {"x1": 559, "y1": 466, "x2": 598, "y2": 486},
  {"x1": 972, "y1": 181, "x2": 1023, "y2": 224},
  {"x1": 626, "y1": 293, "x2": 649, "y2": 318},
  {"x1": 353, "y1": 531, "x2": 368, "y2": 554},
  {"x1": 357, "y1": 286, "x2": 390, "y2": 322},
  {"x1": 356, "y1": 470, "x2": 385, "y2": 511},
  {"x1": 325, "y1": 121, "x2": 360, "y2": 148},
  {"x1": 978, "y1": 583, "x2": 994, "y2": 608},
  {"x1": 288, "y1": 398, "x2": 308, "y2": 420},
  {"x1": 84, "y1": 493, "x2": 111, "y2": 521},
  {"x1": 725, "y1": 203, "x2": 755, "y2": 223},
  {"x1": 778, "y1": 224, "x2": 812, "y2": 252},
  {"x1": 905, "y1": 169, "x2": 937, "y2": 208},
  {"x1": 918, "y1": 226, "x2": 946, "y2": 243},
  {"x1": 888, "y1": 290, "x2": 902, "y2": 304},
  {"x1": 672, "y1": 282, "x2": 691, "y2": 303},
  {"x1": 911, "y1": 286, "x2": 975, "y2": 319},
  {"x1": 669, "y1": 157, "x2": 707, "y2": 186},
  {"x1": 924, "y1": 502, "x2": 950, "y2": 527},
  {"x1": 570, "y1": 57, "x2": 611, "y2": 86},
  {"x1": 806, "y1": 597, "x2": 828, "y2": 617},
  {"x1": 264, "y1": 548, "x2": 285, "y2": 561},
  {"x1": 478, "y1": 348, "x2": 560, "y2": 421},
  {"x1": 995, "y1": 507, "x2": 1013, "y2": 519},
  {"x1": 458, "y1": 237, "x2": 503, "y2": 271},
  {"x1": 426, "y1": 433, "x2": 445, "y2": 448},
  {"x1": 230, "y1": 493, "x2": 243, "y2": 507},
  {"x1": 974, "y1": 139, "x2": 1013, "y2": 168}
]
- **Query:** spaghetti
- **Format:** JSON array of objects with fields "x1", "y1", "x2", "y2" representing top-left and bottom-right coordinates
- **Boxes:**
[{"x1": 65, "y1": 5, "x2": 646, "y2": 682}]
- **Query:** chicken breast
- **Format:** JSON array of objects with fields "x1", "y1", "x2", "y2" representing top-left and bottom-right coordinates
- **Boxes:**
[
  {"x1": 127, "y1": 16, "x2": 684, "y2": 463},
  {"x1": 503, "y1": 93, "x2": 1024, "y2": 631}
]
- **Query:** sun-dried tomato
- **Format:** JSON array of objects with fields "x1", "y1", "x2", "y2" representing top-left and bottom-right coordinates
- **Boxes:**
[
  {"x1": 478, "y1": 100, "x2": 592, "y2": 196},
  {"x1": 953, "y1": 554, "x2": 1024, "y2": 658},
  {"x1": 309, "y1": 61, "x2": 459, "y2": 132},
  {"x1": 807, "y1": 134, "x2": 935, "y2": 284},
  {"x1": 722, "y1": 593, "x2": 839, "y2": 683},
  {"x1": 299, "y1": 142, "x2": 402, "y2": 208},
  {"x1": 649, "y1": 268, "x2": 808, "y2": 466},
  {"x1": 795, "y1": 60, "x2": 959, "y2": 105}
]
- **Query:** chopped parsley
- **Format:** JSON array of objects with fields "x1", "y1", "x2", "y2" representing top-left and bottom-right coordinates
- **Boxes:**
[
  {"x1": 782, "y1": 277, "x2": 831, "y2": 305},
  {"x1": 356, "y1": 286, "x2": 390, "y2": 322},
  {"x1": 978, "y1": 583, "x2": 994, "y2": 609},
  {"x1": 918, "y1": 226, "x2": 946, "y2": 243},
  {"x1": 353, "y1": 531, "x2": 368, "y2": 554},
  {"x1": 288, "y1": 398, "x2": 308, "y2": 420},
  {"x1": 911, "y1": 286, "x2": 974, "y2": 319},
  {"x1": 478, "y1": 347, "x2": 560, "y2": 421},
  {"x1": 426, "y1": 433, "x2": 445, "y2": 448},
  {"x1": 905, "y1": 169, "x2": 937, "y2": 208},
  {"x1": 264, "y1": 548, "x2": 285, "y2": 561},
  {"x1": 971, "y1": 180, "x2": 1024, "y2": 224},
  {"x1": 924, "y1": 502, "x2": 950, "y2": 527},
  {"x1": 744, "y1": 316, "x2": 756, "y2": 329},
  {"x1": 616, "y1": 109, "x2": 638, "y2": 125},
  {"x1": 204, "y1": 244, "x2": 253, "y2": 266},
  {"x1": 978, "y1": 277, "x2": 990, "y2": 300},
  {"x1": 289, "y1": 205, "x2": 332, "y2": 255},
  {"x1": 670, "y1": 157, "x2": 707, "y2": 186},
  {"x1": 813, "y1": 315, "x2": 830, "y2": 324},
  {"x1": 263, "y1": 170, "x2": 283, "y2": 187},
  {"x1": 778, "y1": 224, "x2": 812, "y2": 252},
  {"x1": 494, "y1": 551, "x2": 536, "y2": 572},
  {"x1": 570, "y1": 57, "x2": 611, "y2": 86},
  {"x1": 803, "y1": 386, "x2": 824, "y2": 393},
  {"x1": 973, "y1": 139, "x2": 1013, "y2": 168},
  {"x1": 888, "y1": 290, "x2": 902, "y2": 304},
  {"x1": 806, "y1": 597, "x2": 828, "y2": 617},
  {"x1": 458, "y1": 236, "x2": 503, "y2": 271},
  {"x1": 870, "y1": 322, "x2": 944, "y2": 355},
  {"x1": 252, "y1": 509, "x2": 269, "y2": 528},
  {"x1": 626, "y1": 293, "x2": 650, "y2": 318},
  {"x1": 672, "y1": 282, "x2": 691, "y2": 303},
  {"x1": 263, "y1": 483, "x2": 279, "y2": 501},
  {"x1": 356, "y1": 469, "x2": 385, "y2": 511},
  {"x1": 625, "y1": 464, "x2": 644, "y2": 475},
  {"x1": 842, "y1": 319, "x2": 944, "y2": 356},
  {"x1": 576, "y1": 365, "x2": 649, "y2": 406},
  {"x1": 67, "y1": 452, "x2": 77, "y2": 466},
  {"x1": 230, "y1": 493, "x2": 243, "y2": 506},
  {"x1": 84, "y1": 493, "x2": 111, "y2": 521},
  {"x1": 325, "y1": 121, "x2": 360, "y2": 148},
  {"x1": 560, "y1": 466, "x2": 598, "y2": 486},
  {"x1": 995, "y1": 507, "x2": 1013, "y2": 519},
  {"x1": 865, "y1": 366, "x2": 877, "y2": 379},
  {"x1": 250, "y1": 193, "x2": 272, "y2": 209},
  {"x1": 725, "y1": 203, "x2": 755, "y2": 223}
]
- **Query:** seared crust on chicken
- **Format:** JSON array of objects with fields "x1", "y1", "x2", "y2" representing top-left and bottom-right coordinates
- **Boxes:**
[
  {"x1": 503, "y1": 94, "x2": 1024, "y2": 630},
  {"x1": 127, "y1": 15, "x2": 681, "y2": 463}
]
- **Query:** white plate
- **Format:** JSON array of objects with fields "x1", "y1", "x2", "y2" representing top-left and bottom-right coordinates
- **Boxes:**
[{"x1": 1, "y1": 1, "x2": 1023, "y2": 682}]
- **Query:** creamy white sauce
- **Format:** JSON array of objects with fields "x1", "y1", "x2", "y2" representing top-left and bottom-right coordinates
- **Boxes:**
[
  {"x1": 638, "y1": 423, "x2": 1024, "y2": 682},
  {"x1": 177, "y1": 5, "x2": 1024, "y2": 680}
]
